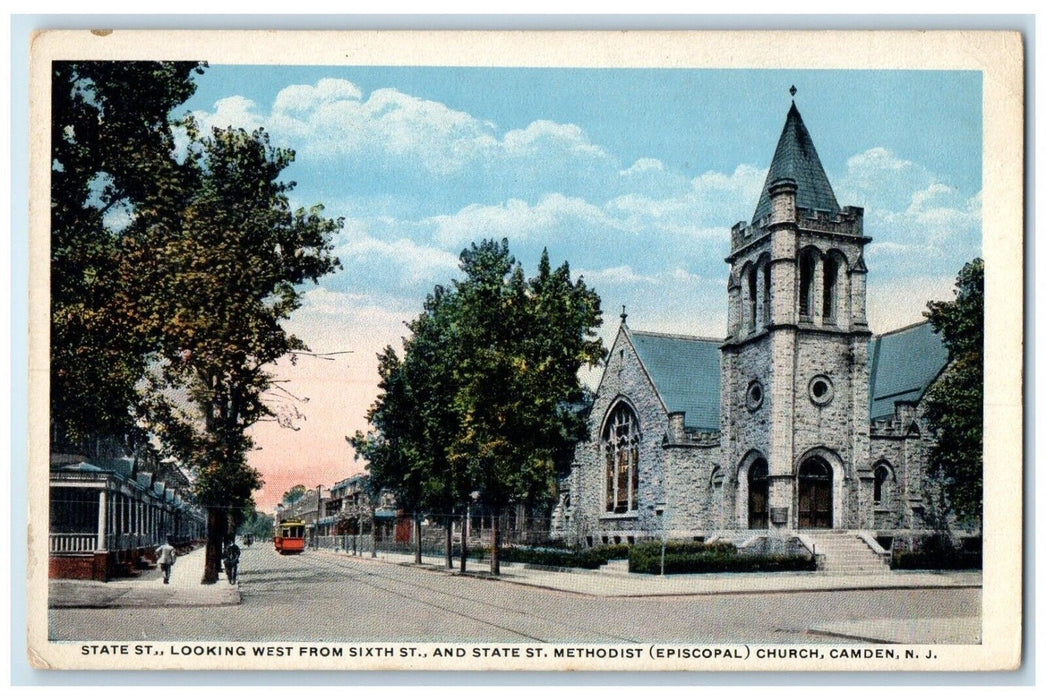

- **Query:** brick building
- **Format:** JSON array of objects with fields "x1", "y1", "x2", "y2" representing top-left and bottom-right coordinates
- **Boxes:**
[{"x1": 555, "y1": 101, "x2": 956, "y2": 557}]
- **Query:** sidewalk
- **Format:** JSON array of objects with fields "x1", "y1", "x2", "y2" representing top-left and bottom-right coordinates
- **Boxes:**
[
  {"x1": 49, "y1": 546, "x2": 241, "y2": 609},
  {"x1": 327, "y1": 548, "x2": 982, "y2": 597}
]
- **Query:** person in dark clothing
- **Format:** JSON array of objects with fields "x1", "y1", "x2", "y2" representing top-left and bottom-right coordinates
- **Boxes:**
[{"x1": 224, "y1": 541, "x2": 241, "y2": 584}]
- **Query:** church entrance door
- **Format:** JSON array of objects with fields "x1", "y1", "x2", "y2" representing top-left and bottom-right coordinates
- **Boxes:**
[
  {"x1": 747, "y1": 458, "x2": 769, "y2": 529},
  {"x1": 797, "y1": 457, "x2": 833, "y2": 529}
]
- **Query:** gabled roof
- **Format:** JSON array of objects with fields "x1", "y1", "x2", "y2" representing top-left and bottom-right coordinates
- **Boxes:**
[
  {"x1": 868, "y1": 321, "x2": 949, "y2": 420},
  {"x1": 621, "y1": 320, "x2": 947, "y2": 429},
  {"x1": 627, "y1": 329, "x2": 722, "y2": 431},
  {"x1": 753, "y1": 102, "x2": 840, "y2": 222}
]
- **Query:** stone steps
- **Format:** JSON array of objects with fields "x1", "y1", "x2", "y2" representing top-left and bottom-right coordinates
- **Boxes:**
[{"x1": 806, "y1": 532, "x2": 890, "y2": 575}]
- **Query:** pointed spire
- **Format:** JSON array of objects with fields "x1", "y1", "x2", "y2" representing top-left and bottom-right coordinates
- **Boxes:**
[
  {"x1": 620, "y1": 305, "x2": 628, "y2": 325},
  {"x1": 752, "y1": 99, "x2": 840, "y2": 223}
]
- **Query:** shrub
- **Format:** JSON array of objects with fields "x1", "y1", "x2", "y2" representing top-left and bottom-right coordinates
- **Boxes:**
[
  {"x1": 628, "y1": 539, "x2": 815, "y2": 575},
  {"x1": 590, "y1": 543, "x2": 631, "y2": 560},
  {"x1": 890, "y1": 534, "x2": 982, "y2": 570},
  {"x1": 499, "y1": 545, "x2": 621, "y2": 569}
]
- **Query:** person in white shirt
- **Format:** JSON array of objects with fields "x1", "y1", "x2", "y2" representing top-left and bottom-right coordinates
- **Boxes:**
[{"x1": 155, "y1": 538, "x2": 177, "y2": 584}]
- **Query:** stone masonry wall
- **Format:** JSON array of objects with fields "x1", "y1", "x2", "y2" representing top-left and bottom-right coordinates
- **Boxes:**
[{"x1": 566, "y1": 327, "x2": 721, "y2": 545}]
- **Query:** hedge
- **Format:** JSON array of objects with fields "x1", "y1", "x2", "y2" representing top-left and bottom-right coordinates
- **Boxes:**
[
  {"x1": 892, "y1": 550, "x2": 981, "y2": 570},
  {"x1": 497, "y1": 544, "x2": 630, "y2": 569},
  {"x1": 891, "y1": 536, "x2": 982, "y2": 570},
  {"x1": 628, "y1": 540, "x2": 815, "y2": 575}
]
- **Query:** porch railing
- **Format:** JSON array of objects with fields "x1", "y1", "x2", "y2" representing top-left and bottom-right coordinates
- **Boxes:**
[
  {"x1": 49, "y1": 533, "x2": 98, "y2": 553},
  {"x1": 49, "y1": 533, "x2": 160, "y2": 554}
]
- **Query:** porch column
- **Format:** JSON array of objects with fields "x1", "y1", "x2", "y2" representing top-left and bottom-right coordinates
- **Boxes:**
[{"x1": 96, "y1": 489, "x2": 108, "y2": 552}]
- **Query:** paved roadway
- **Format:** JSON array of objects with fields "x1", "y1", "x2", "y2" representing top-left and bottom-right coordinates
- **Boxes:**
[{"x1": 49, "y1": 544, "x2": 980, "y2": 644}]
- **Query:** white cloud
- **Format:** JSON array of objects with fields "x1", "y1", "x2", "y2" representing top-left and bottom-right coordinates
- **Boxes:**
[
  {"x1": 273, "y1": 78, "x2": 363, "y2": 114},
  {"x1": 578, "y1": 265, "x2": 659, "y2": 286},
  {"x1": 620, "y1": 158, "x2": 664, "y2": 176},
  {"x1": 430, "y1": 194, "x2": 624, "y2": 249},
  {"x1": 192, "y1": 95, "x2": 265, "y2": 133},
  {"x1": 866, "y1": 275, "x2": 957, "y2": 333},
  {"x1": 190, "y1": 79, "x2": 621, "y2": 196},
  {"x1": 835, "y1": 147, "x2": 981, "y2": 272},
  {"x1": 335, "y1": 229, "x2": 461, "y2": 286}
]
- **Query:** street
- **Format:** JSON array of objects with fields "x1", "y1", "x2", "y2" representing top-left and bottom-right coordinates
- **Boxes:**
[{"x1": 49, "y1": 545, "x2": 981, "y2": 644}]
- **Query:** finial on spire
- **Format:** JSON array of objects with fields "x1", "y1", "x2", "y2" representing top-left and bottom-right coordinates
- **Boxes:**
[
  {"x1": 620, "y1": 305, "x2": 628, "y2": 325},
  {"x1": 789, "y1": 85, "x2": 797, "y2": 99}
]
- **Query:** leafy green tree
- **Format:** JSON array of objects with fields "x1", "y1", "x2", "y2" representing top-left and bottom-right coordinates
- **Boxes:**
[
  {"x1": 450, "y1": 241, "x2": 604, "y2": 574},
  {"x1": 50, "y1": 61, "x2": 204, "y2": 453},
  {"x1": 353, "y1": 240, "x2": 603, "y2": 575},
  {"x1": 351, "y1": 286, "x2": 471, "y2": 569},
  {"x1": 923, "y1": 258, "x2": 984, "y2": 529},
  {"x1": 140, "y1": 126, "x2": 341, "y2": 583},
  {"x1": 239, "y1": 509, "x2": 274, "y2": 540},
  {"x1": 282, "y1": 484, "x2": 308, "y2": 505}
]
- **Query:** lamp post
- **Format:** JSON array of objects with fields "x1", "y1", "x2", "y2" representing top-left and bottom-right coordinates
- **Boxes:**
[{"x1": 655, "y1": 503, "x2": 667, "y2": 576}]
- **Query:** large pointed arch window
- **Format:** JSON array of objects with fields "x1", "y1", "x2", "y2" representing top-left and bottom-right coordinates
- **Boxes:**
[{"x1": 604, "y1": 402, "x2": 640, "y2": 514}]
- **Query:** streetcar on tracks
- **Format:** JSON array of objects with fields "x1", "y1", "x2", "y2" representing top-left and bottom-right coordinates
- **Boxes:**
[{"x1": 274, "y1": 518, "x2": 306, "y2": 554}]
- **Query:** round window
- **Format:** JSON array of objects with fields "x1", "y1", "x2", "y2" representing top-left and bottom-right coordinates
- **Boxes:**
[
  {"x1": 746, "y1": 380, "x2": 764, "y2": 411},
  {"x1": 808, "y1": 375, "x2": 834, "y2": 406}
]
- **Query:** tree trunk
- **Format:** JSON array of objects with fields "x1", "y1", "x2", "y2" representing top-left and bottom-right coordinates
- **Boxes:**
[
  {"x1": 444, "y1": 514, "x2": 453, "y2": 569},
  {"x1": 459, "y1": 510, "x2": 468, "y2": 574},
  {"x1": 414, "y1": 512, "x2": 422, "y2": 565},
  {"x1": 490, "y1": 505, "x2": 501, "y2": 576},
  {"x1": 202, "y1": 507, "x2": 226, "y2": 584}
]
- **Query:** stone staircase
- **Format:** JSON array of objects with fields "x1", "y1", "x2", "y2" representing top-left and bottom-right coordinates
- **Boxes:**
[{"x1": 805, "y1": 531, "x2": 891, "y2": 575}]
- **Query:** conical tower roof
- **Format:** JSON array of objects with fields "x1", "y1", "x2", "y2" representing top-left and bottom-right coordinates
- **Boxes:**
[{"x1": 752, "y1": 102, "x2": 840, "y2": 222}]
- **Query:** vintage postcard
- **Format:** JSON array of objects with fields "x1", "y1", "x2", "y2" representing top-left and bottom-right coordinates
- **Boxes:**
[{"x1": 27, "y1": 29, "x2": 1023, "y2": 672}]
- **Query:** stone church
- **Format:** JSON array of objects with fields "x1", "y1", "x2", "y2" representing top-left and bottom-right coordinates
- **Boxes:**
[{"x1": 555, "y1": 101, "x2": 951, "y2": 558}]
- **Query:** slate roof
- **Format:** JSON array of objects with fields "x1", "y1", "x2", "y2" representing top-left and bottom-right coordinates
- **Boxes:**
[
  {"x1": 627, "y1": 329, "x2": 722, "y2": 431},
  {"x1": 868, "y1": 321, "x2": 949, "y2": 421},
  {"x1": 623, "y1": 320, "x2": 948, "y2": 430},
  {"x1": 752, "y1": 102, "x2": 840, "y2": 223}
]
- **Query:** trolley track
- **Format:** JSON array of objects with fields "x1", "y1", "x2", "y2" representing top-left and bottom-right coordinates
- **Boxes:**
[{"x1": 247, "y1": 549, "x2": 642, "y2": 644}]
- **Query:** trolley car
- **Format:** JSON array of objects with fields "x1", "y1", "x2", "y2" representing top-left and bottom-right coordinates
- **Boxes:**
[{"x1": 274, "y1": 518, "x2": 306, "y2": 554}]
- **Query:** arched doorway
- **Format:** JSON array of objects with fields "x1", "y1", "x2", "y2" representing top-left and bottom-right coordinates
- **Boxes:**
[
  {"x1": 747, "y1": 458, "x2": 769, "y2": 529},
  {"x1": 797, "y1": 457, "x2": 833, "y2": 528}
]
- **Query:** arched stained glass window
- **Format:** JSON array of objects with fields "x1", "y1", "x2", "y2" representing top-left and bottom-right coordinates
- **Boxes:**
[{"x1": 604, "y1": 403, "x2": 640, "y2": 514}]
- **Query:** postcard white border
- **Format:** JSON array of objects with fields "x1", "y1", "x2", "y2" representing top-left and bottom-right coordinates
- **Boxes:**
[{"x1": 25, "y1": 28, "x2": 1024, "y2": 672}]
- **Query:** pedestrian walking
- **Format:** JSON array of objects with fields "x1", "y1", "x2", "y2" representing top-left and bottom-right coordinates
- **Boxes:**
[
  {"x1": 224, "y1": 541, "x2": 241, "y2": 584},
  {"x1": 155, "y1": 537, "x2": 177, "y2": 585}
]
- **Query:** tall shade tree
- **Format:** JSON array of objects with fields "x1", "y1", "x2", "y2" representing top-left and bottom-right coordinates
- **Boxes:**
[
  {"x1": 922, "y1": 258, "x2": 984, "y2": 529},
  {"x1": 50, "y1": 61, "x2": 204, "y2": 453},
  {"x1": 352, "y1": 240, "x2": 603, "y2": 576},
  {"x1": 140, "y1": 126, "x2": 341, "y2": 583},
  {"x1": 351, "y1": 286, "x2": 471, "y2": 569},
  {"x1": 281, "y1": 484, "x2": 308, "y2": 505},
  {"x1": 451, "y1": 240, "x2": 604, "y2": 575},
  {"x1": 350, "y1": 347, "x2": 427, "y2": 564}
]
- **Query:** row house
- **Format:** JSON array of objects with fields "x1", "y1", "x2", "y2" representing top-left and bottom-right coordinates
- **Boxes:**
[{"x1": 49, "y1": 453, "x2": 205, "y2": 581}]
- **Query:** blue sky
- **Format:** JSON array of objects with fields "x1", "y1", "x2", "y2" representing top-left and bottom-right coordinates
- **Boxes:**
[{"x1": 178, "y1": 66, "x2": 983, "y2": 506}]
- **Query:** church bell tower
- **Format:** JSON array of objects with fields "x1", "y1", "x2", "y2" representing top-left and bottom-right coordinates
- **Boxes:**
[{"x1": 720, "y1": 92, "x2": 873, "y2": 532}]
